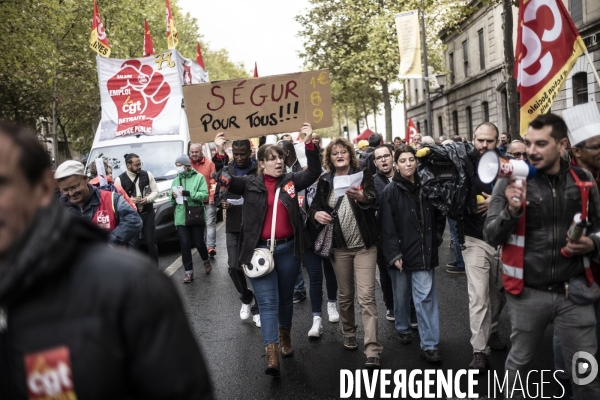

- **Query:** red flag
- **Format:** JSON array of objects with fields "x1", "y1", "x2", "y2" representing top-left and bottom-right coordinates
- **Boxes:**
[
  {"x1": 166, "y1": 0, "x2": 178, "y2": 49},
  {"x1": 196, "y1": 42, "x2": 205, "y2": 69},
  {"x1": 90, "y1": 0, "x2": 110, "y2": 57},
  {"x1": 143, "y1": 19, "x2": 155, "y2": 57},
  {"x1": 406, "y1": 118, "x2": 418, "y2": 144},
  {"x1": 515, "y1": 0, "x2": 586, "y2": 134},
  {"x1": 253, "y1": 62, "x2": 258, "y2": 78}
]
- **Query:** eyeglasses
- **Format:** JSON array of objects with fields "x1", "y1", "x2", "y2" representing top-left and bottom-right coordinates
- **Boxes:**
[
  {"x1": 577, "y1": 144, "x2": 600, "y2": 152},
  {"x1": 374, "y1": 154, "x2": 392, "y2": 161},
  {"x1": 60, "y1": 180, "x2": 84, "y2": 195},
  {"x1": 331, "y1": 150, "x2": 348, "y2": 157},
  {"x1": 508, "y1": 152, "x2": 527, "y2": 159},
  {"x1": 132, "y1": 162, "x2": 143, "y2": 167}
]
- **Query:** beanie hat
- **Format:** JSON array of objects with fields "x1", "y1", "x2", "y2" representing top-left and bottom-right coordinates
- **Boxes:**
[{"x1": 175, "y1": 154, "x2": 191, "y2": 166}]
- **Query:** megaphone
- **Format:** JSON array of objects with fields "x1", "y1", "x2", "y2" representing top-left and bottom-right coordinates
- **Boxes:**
[{"x1": 478, "y1": 151, "x2": 536, "y2": 202}]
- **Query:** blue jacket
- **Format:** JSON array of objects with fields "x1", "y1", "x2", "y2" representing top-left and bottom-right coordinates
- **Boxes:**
[{"x1": 60, "y1": 184, "x2": 142, "y2": 246}]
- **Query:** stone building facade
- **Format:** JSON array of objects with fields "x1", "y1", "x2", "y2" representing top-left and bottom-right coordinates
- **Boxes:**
[{"x1": 406, "y1": 0, "x2": 600, "y2": 140}]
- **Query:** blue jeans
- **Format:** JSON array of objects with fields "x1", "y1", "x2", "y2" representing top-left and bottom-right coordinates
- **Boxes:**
[
  {"x1": 448, "y1": 218, "x2": 465, "y2": 268},
  {"x1": 294, "y1": 269, "x2": 306, "y2": 293},
  {"x1": 389, "y1": 268, "x2": 440, "y2": 350},
  {"x1": 303, "y1": 249, "x2": 338, "y2": 316},
  {"x1": 176, "y1": 225, "x2": 209, "y2": 272},
  {"x1": 249, "y1": 240, "x2": 300, "y2": 347}
]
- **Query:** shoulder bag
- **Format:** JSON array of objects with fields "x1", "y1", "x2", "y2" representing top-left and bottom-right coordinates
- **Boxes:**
[
  {"x1": 183, "y1": 176, "x2": 205, "y2": 226},
  {"x1": 243, "y1": 187, "x2": 281, "y2": 278},
  {"x1": 313, "y1": 196, "x2": 344, "y2": 258}
]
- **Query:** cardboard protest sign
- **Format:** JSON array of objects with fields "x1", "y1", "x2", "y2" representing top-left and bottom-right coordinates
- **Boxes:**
[{"x1": 183, "y1": 69, "x2": 332, "y2": 143}]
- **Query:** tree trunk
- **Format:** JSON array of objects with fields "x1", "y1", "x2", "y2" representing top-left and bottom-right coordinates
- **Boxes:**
[
  {"x1": 503, "y1": 0, "x2": 520, "y2": 138},
  {"x1": 381, "y1": 79, "x2": 392, "y2": 143},
  {"x1": 57, "y1": 117, "x2": 72, "y2": 160},
  {"x1": 356, "y1": 119, "x2": 360, "y2": 137}
]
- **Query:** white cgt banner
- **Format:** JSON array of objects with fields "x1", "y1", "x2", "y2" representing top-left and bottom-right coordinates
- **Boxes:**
[{"x1": 96, "y1": 49, "x2": 208, "y2": 142}]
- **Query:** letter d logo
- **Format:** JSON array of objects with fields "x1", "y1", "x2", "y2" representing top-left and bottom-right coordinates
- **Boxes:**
[{"x1": 572, "y1": 351, "x2": 598, "y2": 386}]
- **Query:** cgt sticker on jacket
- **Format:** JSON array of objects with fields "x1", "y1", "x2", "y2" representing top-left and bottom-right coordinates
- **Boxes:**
[
  {"x1": 284, "y1": 182, "x2": 296, "y2": 199},
  {"x1": 24, "y1": 346, "x2": 77, "y2": 400}
]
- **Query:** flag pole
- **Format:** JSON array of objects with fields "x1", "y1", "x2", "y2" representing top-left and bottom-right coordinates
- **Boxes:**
[{"x1": 583, "y1": 49, "x2": 600, "y2": 89}]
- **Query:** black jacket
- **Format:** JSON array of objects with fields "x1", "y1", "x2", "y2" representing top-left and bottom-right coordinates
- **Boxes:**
[
  {"x1": 379, "y1": 173, "x2": 445, "y2": 270},
  {"x1": 308, "y1": 167, "x2": 381, "y2": 251},
  {"x1": 359, "y1": 148, "x2": 377, "y2": 176},
  {"x1": 0, "y1": 203, "x2": 213, "y2": 399},
  {"x1": 484, "y1": 160, "x2": 600, "y2": 290},
  {"x1": 226, "y1": 145, "x2": 321, "y2": 265},
  {"x1": 373, "y1": 170, "x2": 392, "y2": 211},
  {"x1": 215, "y1": 160, "x2": 258, "y2": 233}
]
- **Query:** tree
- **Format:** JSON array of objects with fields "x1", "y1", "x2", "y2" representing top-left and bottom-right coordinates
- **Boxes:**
[{"x1": 502, "y1": 0, "x2": 519, "y2": 138}]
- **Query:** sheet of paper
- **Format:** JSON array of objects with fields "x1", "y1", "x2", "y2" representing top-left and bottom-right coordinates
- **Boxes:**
[
  {"x1": 227, "y1": 197, "x2": 244, "y2": 206},
  {"x1": 333, "y1": 171, "x2": 363, "y2": 197},
  {"x1": 294, "y1": 142, "x2": 307, "y2": 168},
  {"x1": 173, "y1": 186, "x2": 184, "y2": 204}
]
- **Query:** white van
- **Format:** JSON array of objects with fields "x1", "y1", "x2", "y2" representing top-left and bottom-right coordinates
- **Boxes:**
[{"x1": 87, "y1": 110, "x2": 213, "y2": 241}]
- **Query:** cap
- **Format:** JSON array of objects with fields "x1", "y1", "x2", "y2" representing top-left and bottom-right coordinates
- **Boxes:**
[
  {"x1": 358, "y1": 140, "x2": 369, "y2": 149},
  {"x1": 54, "y1": 160, "x2": 85, "y2": 180},
  {"x1": 563, "y1": 102, "x2": 600, "y2": 146},
  {"x1": 175, "y1": 154, "x2": 191, "y2": 166}
]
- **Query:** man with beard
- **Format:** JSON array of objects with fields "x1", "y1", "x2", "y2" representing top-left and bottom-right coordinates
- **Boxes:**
[
  {"x1": 215, "y1": 139, "x2": 261, "y2": 327},
  {"x1": 462, "y1": 122, "x2": 507, "y2": 370},
  {"x1": 189, "y1": 144, "x2": 218, "y2": 257},
  {"x1": 566, "y1": 102, "x2": 600, "y2": 184},
  {"x1": 0, "y1": 122, "x2": 213, "y2": 398},
  {"x1": 485, "y1": 113, "x2": 600, "y2": 398}
]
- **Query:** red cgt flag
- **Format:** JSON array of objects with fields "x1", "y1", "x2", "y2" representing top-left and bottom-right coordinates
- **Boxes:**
[
  {"x1": 406, "y1": 118, "x2": 418, "y2": 144},
  {"x1": 166, "y1": 0, "x2": 178, "y2": 49},
  {"x1": 143, "y1": 19, "x2": 155, "y2": 57},
  {"x1": 515, "y1": 0, "x2": 587, "y2": 134},
  {"x1": 90, "y1": 0, "x2": 110, "y2": 57},
  {"x1": 196, "y1": 42, "x2": 205, "y2": 69},
  {"x1": 253, "y1": 62, "x2": 258, "y2": 78}
]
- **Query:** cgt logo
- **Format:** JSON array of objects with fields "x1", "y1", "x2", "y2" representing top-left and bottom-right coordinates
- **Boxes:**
[
  {"x1": 96, "y1": 211, "x2": 110, "y2": 225},
  {"x1": 24, "y1": 346, "x2": 77, "y2": 400},
  {"x1": 572, "y1": 351, "x2": 599, "y2": 386},
  {"x1": 122, "y1": 97, "x2": 142, "y2": 115}
]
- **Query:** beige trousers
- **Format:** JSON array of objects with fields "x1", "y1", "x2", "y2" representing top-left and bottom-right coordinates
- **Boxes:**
[
  {"x1": 463, "y1": 236, "x2": 506, "y2": 354},
  {"x1": 331, "y1": 245, "x2": 383, "y2": 358}
]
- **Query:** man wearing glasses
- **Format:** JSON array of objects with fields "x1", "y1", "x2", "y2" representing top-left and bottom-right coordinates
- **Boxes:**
[
  {"x1": 505, "y1": 140, "x2": 527, "y2": 161},
  {"x1": 56, "y1": 160, "x2": 142, "y2": 247},
  {"x1": 116, "y1": 153, "x2": 159, "y2": 263}
]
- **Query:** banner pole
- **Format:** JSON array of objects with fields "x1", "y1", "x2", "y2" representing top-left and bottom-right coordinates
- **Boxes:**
[{"x1": 584, "y1": 49, "x2": 600, "y2": 90}]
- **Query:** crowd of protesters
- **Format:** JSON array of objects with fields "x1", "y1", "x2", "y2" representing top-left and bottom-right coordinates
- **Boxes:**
[{"x1": 2, "y1": 104, "x2": 600, "y2": 398}]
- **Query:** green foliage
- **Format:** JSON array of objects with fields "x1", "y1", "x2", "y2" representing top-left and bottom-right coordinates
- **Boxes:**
[{"x1": 0, "y1": 0, "x2": 248, "y2": 153}]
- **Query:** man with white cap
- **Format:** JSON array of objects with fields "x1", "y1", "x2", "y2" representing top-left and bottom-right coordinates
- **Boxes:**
[
  {"x1": 55, "y1": 160, "x2": 142, "y2": 246},
  {"x1": 565, "y1": 102, "x2": 600, "y2": 183}
]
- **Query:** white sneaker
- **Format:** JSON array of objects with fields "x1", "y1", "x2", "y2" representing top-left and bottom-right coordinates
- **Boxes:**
[
  {"x1": 308, "y1": 316, "x2": 323, "y2": 338},
  {"x1": 327, "y1": 302, "x2": 340, "y2": 323},
  {"x1": 253, "y1": 314, "x2": 261, "y2": 328},
  {"x1": 240, "y1": 303, "x2": 252, "y2": 320}
]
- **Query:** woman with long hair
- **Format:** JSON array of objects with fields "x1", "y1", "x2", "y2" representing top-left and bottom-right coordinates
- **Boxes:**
[
  {"x1": 379, "y1": 145, "x2": 445, "y2": 363},
  {"x1": 214, "y1": 124, "x2": 321, "y2": 377},
  {"x1": 308, "y1": 137, "x2": 382, "y2": 368}
]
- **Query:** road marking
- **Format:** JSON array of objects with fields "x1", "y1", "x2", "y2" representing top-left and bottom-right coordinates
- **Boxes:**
[{"x1": 164, "y1": 221, "x2": 224, "y2": 277}]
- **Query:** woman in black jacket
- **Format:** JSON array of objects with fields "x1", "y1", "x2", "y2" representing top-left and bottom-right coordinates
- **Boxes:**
[
  {"x1": 213, "y1": 124, "x2": 321, "y2": 377},
  {"x1": 379, "y1": 145, "x2": 446, "y2": 363},
  {"x1": 308, "y1": 137, "x2": 382, "y2": 368}
]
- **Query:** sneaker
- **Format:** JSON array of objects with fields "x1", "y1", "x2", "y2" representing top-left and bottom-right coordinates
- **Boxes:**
[
  {"x1": 446, "y1": 261, "x2": 457, "y2": 268},
  {"x1": 386, "y1": 309, "x2": 395, "y2": 321},
  {"x1": 420, "y1": 349, "x2": 442, "y2": 363},
  {"x1": 293, "y1": 291, "x2": 307, "y2": 304},
  {"x1": 343, "y1": 336, "x2": 358, "y2": 351},
  {"x1": 183, "y1": 273, "x2": 193, "y2": 283},
  {"x1": 308, "y1": 316, "x2": 323, "y2": 338},
  {"x1": 208, "y1": 248, "x2": 217, "y2": 257},
  {"x1": 253, "y1": 314, "x2": 261, "y2": 328},
  {"x1": 469, "y1": 352, "x2": 488, "y2": 370},
  {"x1": 240, "y1": 302, "x2": 252, "y2": 320},
  {"x1": 204, "y1": 262, "x2": 212, "y2": 274},
  {"x1": 488, "y1": 332, "x2": 507, "y2": 351},
  {"x1": 446, "y1": 265, "x2": 466, "y2": 274},
  {"x1": 410, "y1": 310, "x2": 418, "y2": 330},
  {"x1": 327, "y1": 302, "x2": 340, "y2": 323},
  {"x1": 397, "y1": 332, "x2": 412, "y2": 345},
  {"x1": 365, "y1": 357, "x2": 380, "y2": 368}
]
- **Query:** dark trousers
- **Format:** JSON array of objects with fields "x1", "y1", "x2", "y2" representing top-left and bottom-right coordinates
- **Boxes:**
[
  {"x1": 130, "y1": 208, "x2": 158, "y2": 264},
  {"x1": 304, "y1": 248, "x2": 338, "y2": 316},
  {"x1": 376, "y1": 244, "x2": 394, "y2": 310},
  {"x1": 177, "y1": 225, "x2": 209, "y2": 273},
  {"x1": 226, "y1": 232, "x2": 258, "y2": 311}
]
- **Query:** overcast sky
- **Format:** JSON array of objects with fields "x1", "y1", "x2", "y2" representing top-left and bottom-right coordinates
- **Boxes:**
[{"x1": 179, "y1": 0, "x2": 310, "y2": 76}]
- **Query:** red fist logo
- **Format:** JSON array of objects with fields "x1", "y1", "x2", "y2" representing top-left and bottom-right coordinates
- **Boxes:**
[{"x1": 107, "y1": 60, "x2": 171, "y2": 137}]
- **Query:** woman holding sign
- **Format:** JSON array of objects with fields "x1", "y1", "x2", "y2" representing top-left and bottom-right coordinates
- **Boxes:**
[
  {"x1": 213, "y1": 124, "x2": 321, "y2": 377},
  {"x1": 308, "y1": 137, "x2": 382, "y2": 368}
]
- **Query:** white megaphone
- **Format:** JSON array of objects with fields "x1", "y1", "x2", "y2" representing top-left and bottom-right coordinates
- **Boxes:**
[{"x1": 478, "y1": 151, "x2": 536, "y2": 202}]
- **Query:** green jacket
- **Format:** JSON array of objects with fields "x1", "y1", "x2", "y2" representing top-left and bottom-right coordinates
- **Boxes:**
[{"x1": 169, "y1": 168, "x2": 208, "y2": 226}]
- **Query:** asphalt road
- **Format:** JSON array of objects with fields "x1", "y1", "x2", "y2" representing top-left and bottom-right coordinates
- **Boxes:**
[{"x1": 154, "y1": 223, "x2": 560, "y2": 400}]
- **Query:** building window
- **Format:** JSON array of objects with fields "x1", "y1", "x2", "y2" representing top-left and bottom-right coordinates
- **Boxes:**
[
  {"x1": 438, "y1": 115, "x2": 443, "y2": 137},
  {"x1": 501, "y1": 89, "x2": 509, "y2": 131},
  {"x1": 462, "y1": 40, "x2": 469, "y2": 78},
  {"x1": 478, "y1": 29, "x2": 485, "y2": 71},
  {"x1": 417, "y1": 121, "x2": 421, "y2": 134},
  {"x1": 424, "y1": 119, "x2": 428, "y2": 136},
  {"x1": 482, "y1": 101, "x2": 489, "y2": 122},
  {"x1": 573, "y1": 72, "x2": 588, "y2": 105},
  {"x1": 449, "y1": 52, "x2": 455, "y2": 84},
  {"x1": 466, "y1": 107, "x2": 473, "y2": 139},
  {"x1": 570, "y1": 0, "x2": 583, "y2": 25},
  {"x1": 415, "y1": 85, "x2": 419, "y2": 105},
  {"x1": 452, "y1": 110, "x2": 459, "y2": 136}
]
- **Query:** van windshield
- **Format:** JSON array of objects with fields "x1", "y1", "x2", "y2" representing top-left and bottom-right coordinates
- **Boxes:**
[{"x1": 87, "y1": 141, "x2": 184, "y2": 181}]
